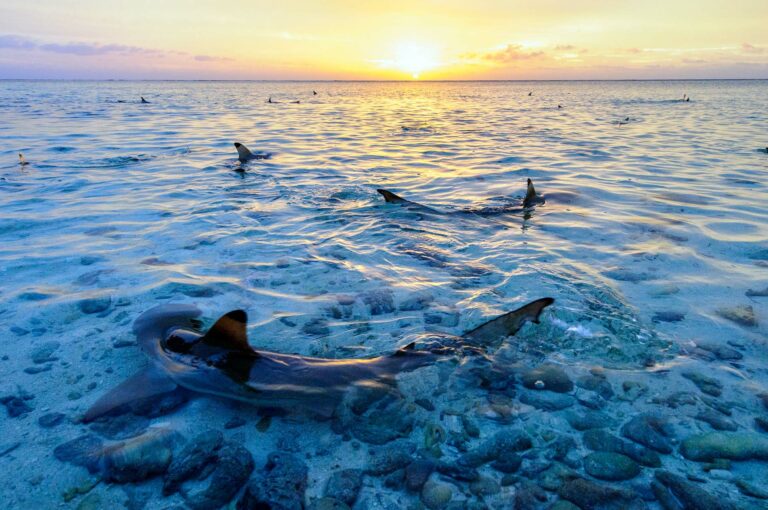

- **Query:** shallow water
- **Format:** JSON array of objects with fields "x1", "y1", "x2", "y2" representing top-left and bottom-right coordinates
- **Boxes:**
[{"x1": 1, "y1": 80, "x2": 768, "y2": 508}]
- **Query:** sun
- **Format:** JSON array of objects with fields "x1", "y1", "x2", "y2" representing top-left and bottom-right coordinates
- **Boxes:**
[{"x1": 392, "y1": 42, "x2": 440, "y2": 79}]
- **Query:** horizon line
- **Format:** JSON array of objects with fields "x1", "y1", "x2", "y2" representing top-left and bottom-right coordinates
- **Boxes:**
[{"x1": 1, "y1": 77, "x2": 768, "y2": 82}]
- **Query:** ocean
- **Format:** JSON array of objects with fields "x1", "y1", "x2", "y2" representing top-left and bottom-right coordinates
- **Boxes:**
[{"x1": 1, "y1": 80, "x2": 767, "y2": 508}]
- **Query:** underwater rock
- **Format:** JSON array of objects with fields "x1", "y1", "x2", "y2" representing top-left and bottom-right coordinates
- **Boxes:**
[
  {"x1": 405, "y1": 459, "x2": 435, "y2": 492},
  {"x1": 54, "y1": 434, "x2": 104, "y2": 473},
  {"x1": 620, "y1": 414, "x2": 673, "y2": 454},
  {"x1": 746, "y1": 286, "x2": 768, "y2": 297},
  {"x1": 225, "y1": 416, "x2": 247, "y2": 429},
  {"x1": 653, "y1": 470, "x2": 737, "y2": 510},
  {"x1": 470, "y1": 475, "x2": 500, "y2": 496},
  {"x1": 399, "y1": 291, "x2": 434, "y2": 311},
  {"x1": 183, "y1": 442, "x2": 254, "y2": 510},
  {"x1": 716, "y1": 305, "x2": 757, "y2": 327},
  {"x1": 681, "y1": 371, "x2": 722, "y2": 397},
  {"x1": 538, "y1": 463, "x2": 579, "y2": 491},
  {"x1": 424, "y1": 311, "x2": 460, "y2": 327},
  {"x1": 366, "y1": 439, "x2": 416, "y2": 475},
  {"x1": 522, "y1": 364, "x2": 574, "y2": 393},
  {"x1": 557, "y1": 478, "x2": 645, "y2": 510},
  {"x1": 652, "y1": 311, "x2": 685, "y2": 323},
  {"x1": 308, "y1": 498, "x2": 351, "y2": 510},
  {"x1": 459, "y1": 429, "x2": 533, "y2": 468},
  {"x1": 1, "y1": 393, "x2": 34, "y2": 417},
  {"x1": 519, "y1": 389, "x2": 575, "y2": 411},
  {"x1": 38, "y1": 412, "x2": 66, "y2": 428},
  {"x1": 338, "y1": 393, "x2": 414, "y2": 445},
  {"x1": 30, "y1": 341, "x2": 60, "y2": 364},
  {"x1": 619, "y1": 381, "x2": 648, "y2": 402},
  {"x1": 583, "y1": 452, "x2": 640, "y2": 481},
  {"x1": 735, "y1": 479, "x2": 768, "y2": 499},
  {"x1": 239, "y1": 452, "x2": 308, "y2": 510},
  {"x1": 694, "y1": 340, "x2": 742, "y2": 361},
  {"x1": 435, "y1": 460, "x2": 479, "y2": 481},
  {"x1": 680, "y1": 432, "x2": 768, "y2": 461},
  {"x1": 163, "y1": 430, "x2": 223, "y2": 495},
  {"x1": 324, "y1": 468, "x2": 362, "y2": 506},
  {"x1": 360, "y1": 288, "x2": 395, "y2": 315},
  {"x1": 78, "y1": 297, "x2": 112, "y2": 315},
  {"x1": 302, "y1": 317, "x2": 330, "y2": 336},
  {"x1": 100, "y1": 427, "x2": 175, "y2": 483},
  {"x1": 421, "y1": 480, "x2": 453, "y2": 509},
  {"x1": 575, "y1": 374, "x2": 614, "y2": 400},
  {"x1": 565, "y1": 411, "x2": 614, "y2": 431},
  {"x1": 582, "y1": 429, "x2": 661, "y2": 467},
  {"x1": 694, "y1": 409, "x2": 737, "y2": 431}
]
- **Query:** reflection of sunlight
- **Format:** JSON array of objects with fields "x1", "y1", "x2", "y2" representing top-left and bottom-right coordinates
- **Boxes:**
[{"x1": 393, "y1": 43, "x2": 439, "y2": 79}]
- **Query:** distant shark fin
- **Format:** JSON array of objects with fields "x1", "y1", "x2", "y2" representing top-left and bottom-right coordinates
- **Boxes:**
[
  {"x1": 377, "y1": 189, "x2": 407, "y2": 204},
  {"x1": 462, "y1": 297, "x2": 554, "y2": 347},
  {"x1": 392, "y1": 342, "x2": 416, "y2": 356},
  {"x1": 234, "y1": 142, "x2": 254, "y2": 163},
  {"x1": 83, "y1": 365, "x2": 178, "y2": 423},
  {"x1": 523, "y1": 178, "x2": 541, "y2": 208},
  {"x1": 201, "y1": 310, "x2": 256, "y2": 354}
]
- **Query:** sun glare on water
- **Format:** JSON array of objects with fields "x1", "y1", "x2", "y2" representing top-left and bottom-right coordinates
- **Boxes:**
[{"x1": 393, "y1": 42, "x2": 440, "y2": 79}]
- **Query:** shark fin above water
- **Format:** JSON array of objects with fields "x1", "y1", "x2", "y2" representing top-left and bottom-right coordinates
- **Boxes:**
[
  {"x1": 462, "y1": 297, "x2": 554, "y2": 348},
  {"x1": 523, "y1": 178, "x2": 543, "y2": 208},
  {"x1": 201, "y1": 310, "x2": 256, "y2": 355},
  {"x1": 392, "y1": 342, "x2": 417, "y2": 356},
  {"x1": 377, "y1": 189, "x2": 407, "y2": 204},
  {"x1": 83, "y1": 365, "x2": 178, "y2": 423}
]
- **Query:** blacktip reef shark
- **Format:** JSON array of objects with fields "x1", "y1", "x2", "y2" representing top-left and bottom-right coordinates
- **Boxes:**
[
  {"x1": 84, "y1": 297, "x2": 553, "y2": 422},
  {"x1": 234, "y1": 142, "x2": 272, "y2": 164},
  {"x1": 377, "y1": 178, "x2": 546, "y2": 217}
]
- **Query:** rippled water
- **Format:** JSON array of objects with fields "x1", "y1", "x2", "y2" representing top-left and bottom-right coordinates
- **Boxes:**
[{"x1": 1, "y1": 80, "x2": 767, "y2": 508}]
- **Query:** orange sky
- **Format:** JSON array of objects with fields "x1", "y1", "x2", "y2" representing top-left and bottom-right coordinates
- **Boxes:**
[{"x1": 1, "y1": 0, "x2": 767, "y2": 79}]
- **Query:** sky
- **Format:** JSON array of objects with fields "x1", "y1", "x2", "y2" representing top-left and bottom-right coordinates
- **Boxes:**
[{"x1": 1, "y1": 0, "x2": 767, "y2": 80}]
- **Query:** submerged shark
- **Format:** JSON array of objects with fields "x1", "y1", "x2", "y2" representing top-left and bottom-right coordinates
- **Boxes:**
[
  {"x1": 377, "y1": 178, "x2": 546, "y2": 217},
  {"x1": 84, "y1": 298, "x2": 553, "y2": 421}
]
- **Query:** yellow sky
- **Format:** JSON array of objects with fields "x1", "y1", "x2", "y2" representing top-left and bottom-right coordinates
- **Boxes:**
[{"x1": 1, "y1": 0, "x2": 767, "y2": 79}]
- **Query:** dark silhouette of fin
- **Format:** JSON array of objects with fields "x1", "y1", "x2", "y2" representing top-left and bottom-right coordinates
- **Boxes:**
[
  {"x1": 234, "y1": 142, "x2": 254, "y2": 163},
  {"x1": 377, "y1": 189, "x2": 407, "y2": 204},
  {"x1": 523, "y1": 178, "x2": 543, "y2": 208},
  {"x1": 201, "y1": 310, "x2": 257, "y2": 355},
  {"x1": 83, "y1": 365, "x2": 177, "y2": 423},
  {"x1": 392, "y1": 342, "x2": 416, "y2": 356},
  {"x1": 140, "y1": 96, "x2": 149, "y2": 104},
  {"x1": 463, "y1": 297, "x2": 554, "y2": 348}
]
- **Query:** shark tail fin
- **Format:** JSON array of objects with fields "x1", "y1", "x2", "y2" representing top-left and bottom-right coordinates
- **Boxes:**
[
  {"x1": 377, "y1": 189, "x2": 406, "y2": 204},
  {"x1": 234, "y1": 142, "x2": 254, "y2": 162},
  {"x1": 523, "y1": 178, "x2": 540, "y2": 208},
  {"x1": 462, "y1": 297, "x2": 554, "y2": 348},
  {"x1": 83, "y1": 365, "x2": 178, "y2": 423}
]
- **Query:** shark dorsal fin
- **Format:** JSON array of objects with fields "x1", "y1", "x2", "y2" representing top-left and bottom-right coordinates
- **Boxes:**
[
  {"x1": 523, "y1": 178, "x2": 539, "y2": 208},
  {"x1": 463, "y1": 297, "x2": 554, "y2": 348},
  {"x1": 234, "y1": 142, "x2": 254, "y2": 163},
  {"x1": 392, "y1": 342, "x2": 416, "y2": 356},
  {"x1": 201, "y1": 310, "x2": 255, "y2": 354},
  {"x1": 377, "y1": 189, "x2": 406, "y2": 204}
]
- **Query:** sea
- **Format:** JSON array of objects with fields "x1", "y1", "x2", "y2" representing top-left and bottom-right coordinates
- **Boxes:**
[{"x1": 1, "y1": 80, "x2": 767, "y2": 509}]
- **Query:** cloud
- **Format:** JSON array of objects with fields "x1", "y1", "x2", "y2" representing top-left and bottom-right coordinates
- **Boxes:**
[
  {"x1": 741, "y1": 42, "x2": 765, "y2": 54},
  {"x1": 464, "y1": 44, "x2": 546, "y2": 63},
  {"x1": 0, "y1": 33, "x2": 229, "y2": 63},
  {"x1": 554, "y1": 44, "x2": 576, "y2": 51}
]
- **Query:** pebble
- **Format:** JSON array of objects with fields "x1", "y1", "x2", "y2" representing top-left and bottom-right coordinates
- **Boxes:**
[
  {"x1": 399, "y1": 291, "x2": 434, "y2": 311},
  {"x1": 458, "y1": 429, "x2": 532, "y2": 468},
  {"x1": 54, "y1": 434, "x2": 104, "y2": 473},
  {"x1": 0, "y1": 394, "x2": 34, "y2": 417},
  {"x1": 30, "y1": 341, "x2": 60, "y2": 363},
  {"x1": 620, "y1": 414, "x2": 673, "y2": 453},
  {"x1": 735, "y1": 479, "x2": 768, "y2": 499},
  {"x1": 558, "y1": 478, "x2": 644, "y2": 510},
  {"x1": 564, "y1": 410, "x2": 614, "y2": 431},
  {"x1": 38, "y1": 412, "x2": 65, "y2": 428},
  {"x1": 183, "y1": 441, "x2": 254, "y2": 510},
  {"x1": 78, "y1": 297, "x2": 112, "y2": 315},
  {"x1": 652, "y1": 311, "x2": 685, "y2": 322},
  {"x1": 694, "y1": 340, "x2": 743, "y2": 361},
  {"x1": 519, "y1": 389, "x2": 575, "y2": 411},
  {"x1": 100, "y1": 427, "x2": 175, "y2": 483},
  {"x1": 224, "y1": 416, "x2": 246, "y2": 429},
  {"x1": 522, "y1": 364, "x2": 574, "y2": 393},
  {"x1": 324, "y1": 469, "x2": 363, "y2": 506},
  {"x1": 694, "y1": 409, "x2": 737, "y2": 431},
  {"x1": 716, "y1": 305, "x2": 757, "y2": 327},
  {"x1": 682, "y1": 371, "x2": 722, "y2": 397},
  {"x1": 404, "y1": 459, "x2": 434, "y2": 492},
  {"x1": 680, "y1": 431, "x2": 768, "y2": 461},
  {"x1": 653, "y1": 470, "x2": 738, "y2": 510},
  {"x1": 360, "y1": 288, "x2": 395, "y2": 315},
  {"x1": 575, "y1": 374, "x2": 614, "y2": 400},
  {"x1": 366, "y1": 440, "x2": 415, "y2": 475},
  {"x1": 239, "y1": 452, "x2": 308, "y2": 510},
  {"x1": 583, "y1": 452, "x2": 640, "y2": 481},
  {"x1": 309, "y1": 498, "x2": 351, "y2": 510},
  {"x1": 582, "y1": 429, "x2": 661, "y2": 467},
  {"x1": 302, "y1": 317, "x2": 330, "y2": 336},
  {"x1": 163, "y1": 430, "x2": 223, "y2": 495},
  {"x1": 421, "y1": 480, "x2": 453, "y2": 509},
  {"x1": 470, "y1": 475, "x2": 500, "y2": 496}
]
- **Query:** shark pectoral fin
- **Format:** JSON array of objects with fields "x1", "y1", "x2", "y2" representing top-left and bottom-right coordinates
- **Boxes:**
[
  {"x1": 201, "y1": 310, "x2": 258, "y2": 354},
  {"x1": 377, "y1": 189, "x2": 406, "y2": 204},
  {"x1": 523, "y1": 178, "x2": 540, "y2": 208},
  {"x1": 463, "y1": 297, "x2": 554, "y2": 347},
  {"x1": 83, "y1": 365, "x2": 177, "y2": 423}
]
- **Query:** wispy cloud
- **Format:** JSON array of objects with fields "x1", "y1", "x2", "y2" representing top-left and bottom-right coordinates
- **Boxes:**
[
  {"x1": 0, "y1": 33, "x2": 230, "y2": 63},
  {"x1": 741, "y1": 42, "x2": 765, "y2": 54},
  {"x1": 463, "y1": 44, "x2": 546, "y2": 64}
]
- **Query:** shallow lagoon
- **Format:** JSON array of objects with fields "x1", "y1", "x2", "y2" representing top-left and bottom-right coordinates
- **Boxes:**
[{"x1": 1, "y1": 80, "x2": 767, "y2": 508}]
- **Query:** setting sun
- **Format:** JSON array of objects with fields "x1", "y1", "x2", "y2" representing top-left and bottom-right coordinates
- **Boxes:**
[{"x1": 393, "y1": 42, "x2": 440, "y2": 79}]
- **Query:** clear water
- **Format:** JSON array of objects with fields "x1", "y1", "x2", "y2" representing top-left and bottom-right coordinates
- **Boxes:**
[{"x1": 1, "y1": 80, "x2": 767, "y2": 507}]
